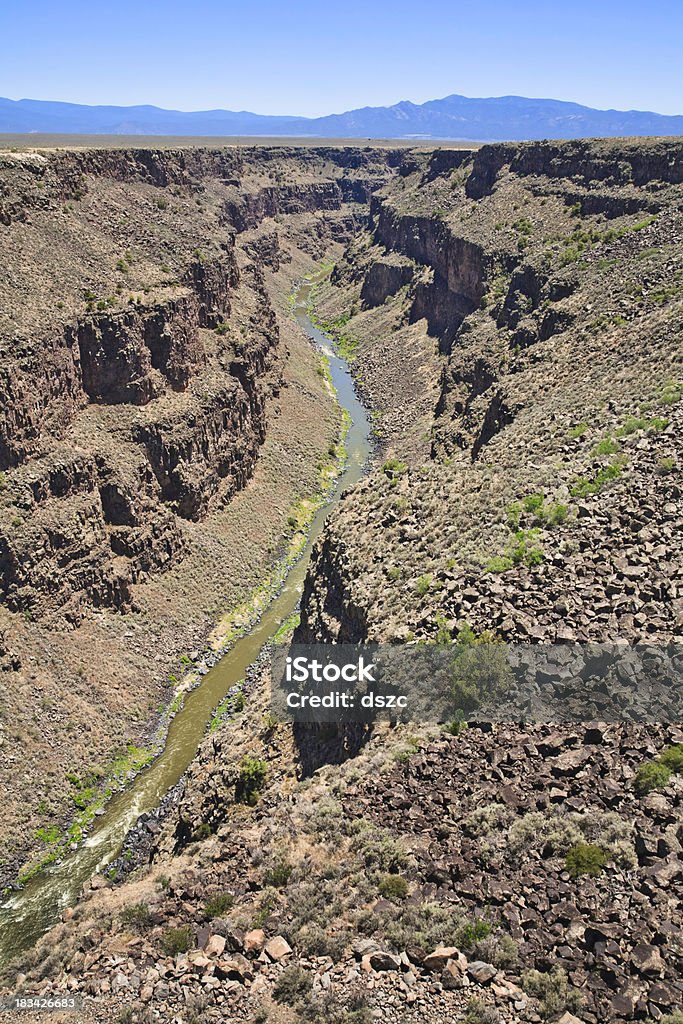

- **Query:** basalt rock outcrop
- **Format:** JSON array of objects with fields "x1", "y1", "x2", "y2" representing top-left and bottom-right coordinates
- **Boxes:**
[{"x1": 0, "y1": 144, "x2": 403, "y2": 619}]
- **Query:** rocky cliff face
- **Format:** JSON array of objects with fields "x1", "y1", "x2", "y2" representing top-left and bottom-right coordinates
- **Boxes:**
[
  {"x1": 0, "y1": 144, "x2": 401, "y2": 618},
  {"x1": 300, "y1": 138, "x2": 682, "y2": 650}
]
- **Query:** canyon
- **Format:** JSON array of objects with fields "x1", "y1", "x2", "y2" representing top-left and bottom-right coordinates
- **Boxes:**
[{"x1": 0, "y1": 137, "x2": 681, "y2": 1024}]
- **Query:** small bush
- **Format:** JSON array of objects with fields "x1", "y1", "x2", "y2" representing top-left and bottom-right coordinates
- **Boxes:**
[
  {"x1": 449, "y1": 625, "x2": 512, "y2": 714},
  {"x1": 237, "y1": 755, "x2": 268, "y2": 805},
  {"x1": 415, "y1": 575, "x2": 432, "y2": 597},
  {"x1": 634, "y1": 761, "x2": 671, "y2": 796},
  {"x1": 521, "y1": 967, "x2": 582, "y2": 1019},
  {"x1": 378, "y1": 874, "x2": 408, "y2": 900},
  {"x1": 659, "y1": 744, "x2": 683, "y2": 772},
  {"x1": 486, "y1": 555, "x2": 513, "y2": 573},
  {"x1": 464, "y1": 997, "x2": 501, "y2": 1024},
  {"x1": 120, "y1": 902, "x2": 153, "y2": 932},
  {"x1": 299, "y1": 989, "x2": 372, "y2": 1024},
  {"x1": 161, "y1": 925, "x2": 194, "y2": 956},
  {"x1": 203, "y1": 892, "x2": 234, "y2": 917},
  {"x1": 660, "y1": 382, "x2": 682, "y2": 406},
  {"x1": 565, "y1": 842, "x2": 607, "y2": 878},
  {"x1": 457, "y1": 918, "x2": 492, "y2": 950},
  {"x1": 657, "y1": 456, "x2": 676, "y2": 473},
  {"x1": 568, "y1": 423, "x2": 589, "y2": 439},
  {"x1": 382, "y1": 458, "x2": 407, "y2": 479},
  {"x1": 351, "y1": 826, "x2": 409, "y2": 873},
  {"x1": 445, "y1": 709, "x2": 468, "y2": 735},
  {"x1": 540, "y1": 502, "x2": 568, "y2": 526},
  {"x1": 592, "y1": 436, "x2": 620, "y2": 457},
  {"x1": 264, "y1": 860, "x2": 293, "y2": 888},
  {"x1": 273, "y1": 964, "x2": 313, "y2": 1005},
  {"x1": 522, "y1": 493, "x2": 544, "y2": 513}
]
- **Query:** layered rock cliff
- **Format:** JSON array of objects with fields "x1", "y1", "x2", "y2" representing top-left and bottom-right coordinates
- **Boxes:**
[{"x1": 0, "y1": 142, "x2": 402, "y2": 884}]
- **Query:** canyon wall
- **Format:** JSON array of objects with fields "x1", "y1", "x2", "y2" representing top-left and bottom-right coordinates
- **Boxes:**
[
  {"x1": 299, "y1": 138, "x2": 682, "y2": 648},
  {"x1": 0, "y1": 142, "x2": 401, "y2": 884}
]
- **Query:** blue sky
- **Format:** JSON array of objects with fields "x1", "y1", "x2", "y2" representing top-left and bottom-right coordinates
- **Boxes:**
[{"x1": 1, "y1": 0, "x2": 681, "y2": 116}]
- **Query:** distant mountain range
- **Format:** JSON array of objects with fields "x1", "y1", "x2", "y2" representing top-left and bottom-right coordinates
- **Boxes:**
[{"x1": 1, "y1": 94, "x2": 682, "y2": 141}]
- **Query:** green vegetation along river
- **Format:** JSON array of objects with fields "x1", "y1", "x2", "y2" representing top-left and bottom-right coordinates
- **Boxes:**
[{"x1": 0, "y1": 276, "x2": 372, "y2": 967}]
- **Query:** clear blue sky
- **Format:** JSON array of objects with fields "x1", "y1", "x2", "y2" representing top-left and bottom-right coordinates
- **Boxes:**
[{"x1": 1, "y1": 0, "x2": 681, "y2": 116}]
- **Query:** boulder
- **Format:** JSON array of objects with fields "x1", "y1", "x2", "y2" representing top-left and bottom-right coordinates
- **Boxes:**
[
  {"x1": 204, "y1": 934, "x2": 226, "y2": 958},
  {"x1": 243, "y1": 928, "x2": 266, "y2": 954},
  {"x1": 423, "y1": 946, "x2": 461, "y2": 971},
  {"x1": 368, "y1": 950, "x2": 402, "y2": 972},
  {"x1": 264, "y1": 936, "x2": 292, "y2": 961},
  {"x1": 467, "y1": 961, "x2": 497, "y2": 984}
]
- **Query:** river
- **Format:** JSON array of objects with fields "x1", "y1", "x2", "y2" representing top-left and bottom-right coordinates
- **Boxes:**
[{"x1": 0, "y1": 274, "x2": 371, "y2": 966}]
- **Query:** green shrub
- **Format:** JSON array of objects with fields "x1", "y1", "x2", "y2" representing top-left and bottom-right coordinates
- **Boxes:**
[
  {"x1": 273, "y1": 964, "x2": 313, "y2": 1005},
  {"x1": 299, "y1": 990, "x2": 371, "y2": 1024},
  {"x1": 415, "y1": 575, "x2": 432, "y2": 597},
  {"x1": 521, "y1": 967, "x2": 582, "y2": 1020},
  {"x1": 660, "y1": 382, "x2": 682, "y2": 406},
  {"x1": 161, "y1": 925, "x2": 194, "y2": 956},
  {"x1": 203, "y1": 892, "x2": 234, "y2": 917},
  {"x1": 120, "y1": 902, "x2": 153, "y2": 932},
  {"x1": 445, "y1": 711, "x2": 468, "y2": 735},
  {"x1": 351, "y1": 826, "x2": 409, "y2": 873},
  {"x1": 568, "y1": 423, "x2": 589, "y2": 439},
  {"x1": 35, "y1": 825, "x2": 60, "y2": 845},
  {"x1": 463, "y1": 997, "x2": 501, "y2": 1024},
  {"x1": 449, "y1": 625, "x2": 512, "y2": 714},
  {"x1": 264, "y1": 860, "x2": 293, "y2": 888},
  {"x1": 570, "y1": 457, "x2": 624, "y2": 497},
  {"x1": 236, "y1": 755, "x2": 268, "y2": 805},
  {"x1": 522, "y1": 493, "x2": 544, "y2": 513},
  {"x1": 486, "y1": 555, "x2": 513, "y2": 573},
  {"x1": 487, "y1": 523, "x2": 544, "y2": 572},
  {"x1": 565, "y1": 842, "x2": 607, "y2": 878},
  {"x1": 539, "y1": 502, "x2": 568, "y2": 526},
  {"x1": 506, "y1": 502, "x2": 521, "y2": 530},
  {"x1": 457, "y1": 918, "x2": 492, "y2": 950},
  {"x1": 592, "y1": 436, "x2": 620, "y2": 456},
  {"x1": 657, "y1": 456, "x2": 676, "y2": 473},
  {"x1": 634, "y1": 761, "x2": 671, "y2": 796},
  {"x1": 659, "y1": 744, "x2": 683, "y2": 772},
  {"x1": 382, "y1": 458, "x2": 407, "y2": 479},
  {"x1": 434, "y1": 613, "x2": 452, "y2": 644},
  {"x1": 525, "y1": 547, "x2": 544, "y2": 567},
  {"x1": 378, "y1": 874, "x2": 408, "y2": 900}
]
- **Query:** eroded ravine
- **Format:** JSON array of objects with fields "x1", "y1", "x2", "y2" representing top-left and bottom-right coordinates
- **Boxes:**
[{"x1": 0, "y1": 276, "x2": 372, "y2": 966}]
